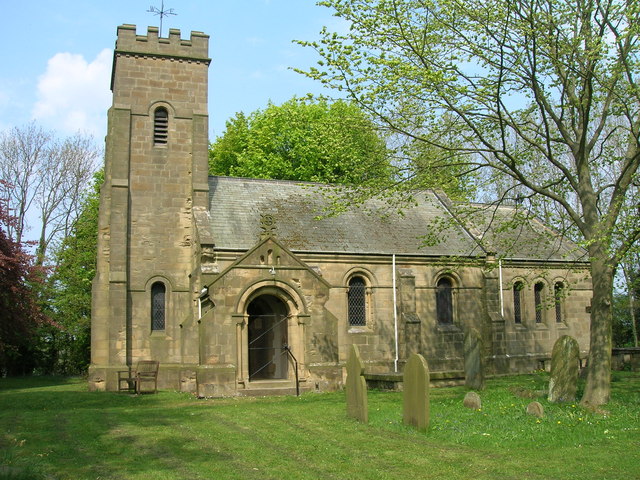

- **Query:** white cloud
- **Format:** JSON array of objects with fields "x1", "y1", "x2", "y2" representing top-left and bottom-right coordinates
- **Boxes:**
[{"x1": 32, "y1": 48, "x2": 112, "y2": 139}]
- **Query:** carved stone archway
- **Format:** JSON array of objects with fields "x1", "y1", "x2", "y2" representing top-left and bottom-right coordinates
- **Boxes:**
[{"x1": 234, "y1": 282, "x2": 307, "y2": 389}]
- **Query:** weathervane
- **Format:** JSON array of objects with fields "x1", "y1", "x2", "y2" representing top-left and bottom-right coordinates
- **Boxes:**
[{"x1": 147, "y1": 1, "x2": 177, "y2": 37}]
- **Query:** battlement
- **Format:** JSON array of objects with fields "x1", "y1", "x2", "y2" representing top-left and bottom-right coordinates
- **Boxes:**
[{"x1": 115, "y1": 24, "x2": 209, "y2": 62}]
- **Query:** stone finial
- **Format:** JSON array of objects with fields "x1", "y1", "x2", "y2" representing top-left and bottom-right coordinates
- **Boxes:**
[
  {"x1": 548, "y1": 335, "x2": 580, "y2": 403},
  {"x1": 346, "y1": 344, "x2": 368, "y2": 423},
  {"x1": 402, "y1": 353, "x2": 430, "y2": 432},
  {"x1": 464, "y1": 328, "x2": 485, "y2": 390}
]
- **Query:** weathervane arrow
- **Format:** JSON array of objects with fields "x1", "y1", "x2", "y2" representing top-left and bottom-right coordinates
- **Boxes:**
[{"x1": 147, "y1": 1, "x2": 177, "y2": 37}]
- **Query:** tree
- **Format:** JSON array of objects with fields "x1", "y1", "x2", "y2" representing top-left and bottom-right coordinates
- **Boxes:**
[
  {"x1": 0, "y1": 123, "x2": 100, "y2": 265},
  {"x1": 209, "y1": 97, "x2": 392, "y2": 184},
  {"x1": 619, "y1": 252, "x2": 640, "y2": 347},
  {"x1": 41, "y1": 171, "x2": 103, "y2": 374},
  {"x1": 298, "y1": 0, "x2": 640, "y2": 404},
  {"x1": 0, "y1": 180, "x2": 50, "y2": 375}
]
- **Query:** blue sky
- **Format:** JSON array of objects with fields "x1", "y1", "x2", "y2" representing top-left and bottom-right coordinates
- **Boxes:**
[{"x1": 0, "y1": 0, "x2": 342, "y2": 142}]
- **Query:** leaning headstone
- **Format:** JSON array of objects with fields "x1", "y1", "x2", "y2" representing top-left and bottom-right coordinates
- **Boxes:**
[
  {"x1": 402, "y1": 353, "x2": 430, "y2": 432},
  {"x1": 346, "y1": 344, "x2": 368, "y2": 423},
  {"x1": 548, "y1": 335, "x2": 580, "y2": 403},
  {"x1": 526, "y1": 401, "x2": 544, "y2": 418},
  {"x1": 463, "y1": 391, "x2": 482, "y2": 410},
  {"x1": 464, "y1": 328, "x2": 485, "y2": 390}
]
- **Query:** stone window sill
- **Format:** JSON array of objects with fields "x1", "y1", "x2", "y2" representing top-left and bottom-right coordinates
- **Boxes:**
[
  {"x1": 348, "y1": 326, "x2": 373, "y2": 334},
  {"x1": 436, "y1": 323, "x2": 461, "y2": 333}
]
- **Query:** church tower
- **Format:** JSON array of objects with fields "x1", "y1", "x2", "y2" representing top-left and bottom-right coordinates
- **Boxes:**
[{"x1": 89, "y1": 25, "x2": 210, "y2": 391}]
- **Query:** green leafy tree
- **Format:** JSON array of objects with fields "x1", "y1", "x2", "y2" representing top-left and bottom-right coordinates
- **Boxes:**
[
  {"x1": 209, "y1": 97, "x2": 392, "y2": 184},
  {"x1": 612, "y1": 291, "x2": 635, "y2": 348},
  {"x1": 42, "y1": 171, "x2": 103, "y2": 374},
  {"x1": 619, "y1": 252, "x2": 640, "y2": 347},
  {"x1": 298, "y1": 0, "x2": 640, "y2": 405}
]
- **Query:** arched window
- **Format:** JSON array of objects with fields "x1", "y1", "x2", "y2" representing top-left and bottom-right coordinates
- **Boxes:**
[
  {"x1": 151, "y1": 282, "x2": 166, "y2": 330},
  {"x1": 347, "y1": 276, "x2": 367, "y2": 326},
  {"x1": 534, "y1": 282, "x2": 545, "y2": 324},
  {"x1": 436, "y1": 277, "x2": 454, "y2": 325},
  {"x1": 554, "y1": 282, "x2": 564, "y2": 323},
  {"x1": 154, "y1": 107, "x2": 168, "y2": 145},
  {"x1": 513, "y1": 281, "x2": 524, "y2": 324}
]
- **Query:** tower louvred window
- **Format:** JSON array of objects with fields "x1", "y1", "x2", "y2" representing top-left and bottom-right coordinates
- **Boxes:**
[{"x1": 154, "y1": 107, "x2": 168, "y2": 145}]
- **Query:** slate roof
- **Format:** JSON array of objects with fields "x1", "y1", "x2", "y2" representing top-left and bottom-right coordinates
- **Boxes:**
[
  {"x1": 455, "y1": 203, "x2": 587, "y2": 262},
  {"x1": 203, "y1": 176, "x2": 586, "y2": 262}
]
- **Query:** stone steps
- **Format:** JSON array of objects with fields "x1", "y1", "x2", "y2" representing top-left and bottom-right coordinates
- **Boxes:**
[
  {"x1": 237, "y1": 379, "x2": 309, "y2": 397},
  {"x1": 364, "y1": 371, "x2": 465, "y2": 390}
]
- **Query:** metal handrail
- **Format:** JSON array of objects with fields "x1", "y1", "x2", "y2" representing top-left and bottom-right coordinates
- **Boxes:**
[{"x1": 283, "y1": 344, "x2": 300, "y2": 396}]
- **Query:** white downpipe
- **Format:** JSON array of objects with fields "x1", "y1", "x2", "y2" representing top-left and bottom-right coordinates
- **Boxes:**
[
  {"x1": 198, "y1": 287, "x2": 209, "y2": 320},
  {"x1": 499, "y1": 259, "x2": 504, "y2": 317},
  {"x1": 393, "y1": 254, "x2": 399, "y2": 373}
]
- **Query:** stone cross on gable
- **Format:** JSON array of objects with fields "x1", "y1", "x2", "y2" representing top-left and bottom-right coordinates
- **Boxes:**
[{"x1": 260, "y1": 213, "x2": 277, "y2": 240}]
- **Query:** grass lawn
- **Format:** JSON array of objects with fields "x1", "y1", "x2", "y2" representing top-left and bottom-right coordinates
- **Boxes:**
[{"x1": 0, "y1": 372, "x2": 638, "y2": 480}]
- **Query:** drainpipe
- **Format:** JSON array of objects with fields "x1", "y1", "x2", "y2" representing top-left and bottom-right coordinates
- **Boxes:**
[
  {"x1": 198, "y1": 286, "x2": 208, "y2": 319},
  {"x1": 498, "y1": 259, "x2": 504, "y2": 317},
  {"x1": 393, "y1": 254, "x2": 399, "y2": 373}
]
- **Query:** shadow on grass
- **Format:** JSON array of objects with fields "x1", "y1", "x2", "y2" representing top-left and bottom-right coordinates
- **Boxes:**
[
  {"x1": 1, "y1": 379, "x2": 285, "y2": 480},
  {"x1": 0, "y1": 376, "x2": 84, "y2": 391},
  {"x1": 1, "y1": 374, "x2": 639, "y2": 480}
]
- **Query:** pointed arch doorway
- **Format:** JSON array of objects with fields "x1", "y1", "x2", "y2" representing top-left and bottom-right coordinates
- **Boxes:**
[{"x1": 247, "y1": 294, "x2": 289, "y2": 380}]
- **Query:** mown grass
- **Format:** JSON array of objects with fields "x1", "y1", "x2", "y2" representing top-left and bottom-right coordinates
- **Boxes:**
[{"x1": 0, "y1": 372, "x2": 638, "y2": 480}]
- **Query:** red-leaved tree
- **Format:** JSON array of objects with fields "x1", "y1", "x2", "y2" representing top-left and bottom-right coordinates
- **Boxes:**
[{"x1": 0, "y1": 180, "x2": 50, "y2": 375}]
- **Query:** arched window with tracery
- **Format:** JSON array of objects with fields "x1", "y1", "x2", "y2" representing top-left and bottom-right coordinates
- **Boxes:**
[
  {"x1": 554, "y1": 282, "x2": 565, "y2": 323},
  {"x1": 436, "y1": 277, "x2": 454, "y2": 325},
  {"x1": 347, "y1": 276, "x2": 367, "y2": 326},
  {"x1": 513, "y1": 281, "x2": 524, "y2": 324},
  {"x1": 534, "y1": 282, "x2": 545, "y2": 324},
  {"x1": 154, "y1": 107, "x2": 168, "y2": 145},
  {"x1": 151, "y1": 282, "x2": 166, "y2": 330}
]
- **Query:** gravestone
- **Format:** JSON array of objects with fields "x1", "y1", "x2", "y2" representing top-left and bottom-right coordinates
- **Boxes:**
[
  {"x1": 346, "y1": 344, "x2": 368, "y2": 423},
  {"x1": 464, "y1": 328, "x2": 485, "y2": 390},
  {"x1": 402, "y1": 353, "x2": 430, "y2": 432},
  {"x1": 526, "y1": 401, "x2": 544, "y2": 418},
  {"x1": 548, "y1": 335, "x2": 580, "y2": 403},
  {"x1": 463, "y1": 391, "x2": 482, "y2": 410}
]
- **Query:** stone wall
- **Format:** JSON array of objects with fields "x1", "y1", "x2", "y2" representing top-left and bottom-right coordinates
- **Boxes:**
[
  {"x1": 196, "y1": 247, "x2": 591, "y2": 395},
  {"x1": 88, "y1": 25, "x2": 210, "y2": 391},
  {"x1": 612, "y1": 348, "x2": 640, "y2": 371}
]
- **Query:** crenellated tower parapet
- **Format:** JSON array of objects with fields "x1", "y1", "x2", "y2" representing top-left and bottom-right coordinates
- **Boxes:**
[{"x1": 115, "y1": 24, "x2": 209, "y2": 63}]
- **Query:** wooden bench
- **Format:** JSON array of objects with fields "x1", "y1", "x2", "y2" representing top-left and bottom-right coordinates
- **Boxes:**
[{"x1": 118, "y1": 360, "x2": 159, "y2": 394}]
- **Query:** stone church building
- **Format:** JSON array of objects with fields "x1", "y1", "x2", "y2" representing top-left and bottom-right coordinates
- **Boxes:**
[{"x1": 88, "y1": 25, "x2": 592, "y2": 395}]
